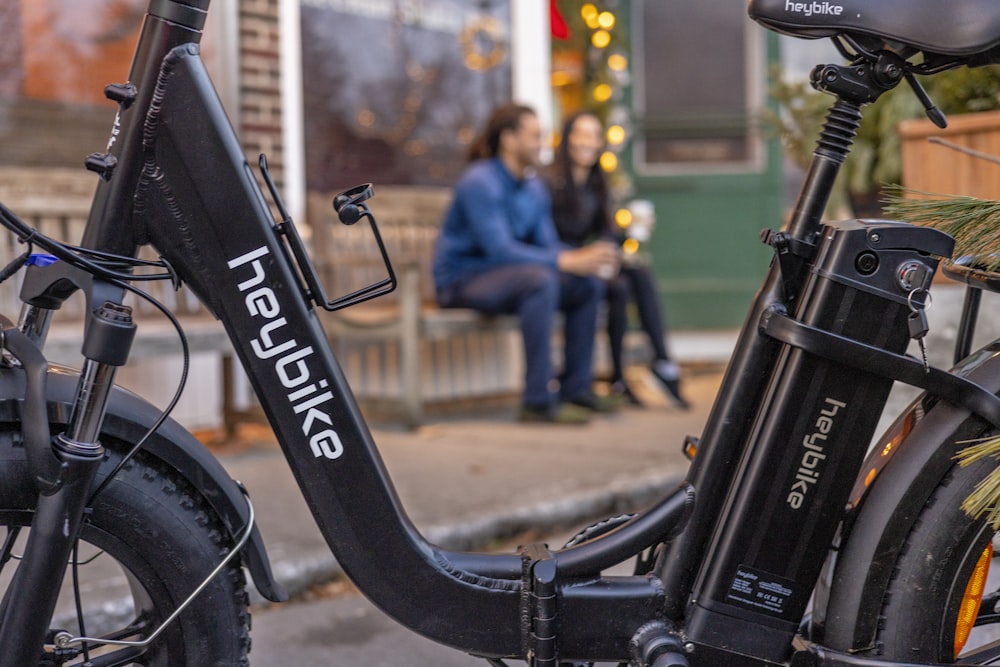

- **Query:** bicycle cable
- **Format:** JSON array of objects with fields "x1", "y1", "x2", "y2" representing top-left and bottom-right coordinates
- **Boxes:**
[
  {"x1": 86, "y1": 276, "x2": 190, "y2": 505},
  {"x1": 0, "y1": 201, "x2": 176, "y2": 284}
]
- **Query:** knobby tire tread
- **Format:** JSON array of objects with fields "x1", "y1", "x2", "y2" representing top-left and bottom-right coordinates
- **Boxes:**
[{"x1": 0, "y1": 430, "x2": 252, "y2": 666}]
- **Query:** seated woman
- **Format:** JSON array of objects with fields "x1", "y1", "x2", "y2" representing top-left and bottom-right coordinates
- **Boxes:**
[{"x1": 544, "y1": 110, "x2": 688, "y2": 409}]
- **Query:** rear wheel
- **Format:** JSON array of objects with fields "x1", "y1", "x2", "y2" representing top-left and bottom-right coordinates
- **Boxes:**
[
  {"x1": 0, "y1": 432, "x2": 251, "y2": 666},
  {"x1": 869, "y1": 456, "x2": 1000, "y2": 663}
]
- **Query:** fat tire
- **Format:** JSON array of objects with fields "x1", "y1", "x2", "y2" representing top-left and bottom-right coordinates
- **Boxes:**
[
  {"x1": 0, "y1": 431, "x2": 251, "y2": 666},
  {"x1": 868, "y1": 455, "x2": 995, "y2": 663}
]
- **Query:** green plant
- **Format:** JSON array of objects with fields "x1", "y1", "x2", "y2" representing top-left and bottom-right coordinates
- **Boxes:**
[{"x1": 766, "y1": 62, "x2": 1000, "y2": 214}]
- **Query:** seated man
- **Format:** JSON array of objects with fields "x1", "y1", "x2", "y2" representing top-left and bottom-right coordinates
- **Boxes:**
[{"x1": 432, "y1": 103, "x2": 619, "y2": 424}]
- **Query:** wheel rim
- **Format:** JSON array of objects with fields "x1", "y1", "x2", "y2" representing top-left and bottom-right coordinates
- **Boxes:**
[{"x1": 0, "y1": 515, "x2": 170, "y2": 666}]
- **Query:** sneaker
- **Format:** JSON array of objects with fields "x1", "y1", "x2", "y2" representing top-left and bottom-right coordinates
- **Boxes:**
[
  {"x1": 566, "y1": 391, "x2": 621, "y2": 413},
  {"x1": 650, "y1": 359, "x2": 690, "y2": 410},
  {"x1": 519, "y1": 402, "x2": 591, "y2": 425},
  {"x1": 610, "y1": 379, "x2": 644, "y2": 407}
]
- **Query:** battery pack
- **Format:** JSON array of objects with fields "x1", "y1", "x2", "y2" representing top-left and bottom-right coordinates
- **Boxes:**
[{"x1": 684, "y1": 219, "x2": 954, "y2": 662}]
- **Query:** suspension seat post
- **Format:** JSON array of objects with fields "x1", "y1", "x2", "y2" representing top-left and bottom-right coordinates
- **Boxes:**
[{"x1": 786, "y1": 98, "x2": 862, "y2": 244}]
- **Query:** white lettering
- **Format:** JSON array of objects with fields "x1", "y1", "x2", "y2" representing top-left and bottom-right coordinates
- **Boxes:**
[
  {"x1": 784, "y1": 0, "x2": 844, "y2": 17},
  {"x1": 276, "y1": 346, "x2": 315, "y2": 387},
  {"x1": 310, "y1": 429, "x2": 344, "y2": 460},
  {"x1": 227, "y1": 245, "x2": 270, "y2": 269},
  {"x1": 251, "y1": 318, "x2": 297, "y2": 359},
  {"x1": 228, "y1": 245, "x2": 343, "y2": 460},
  {"x1": 245, "y1": 286, "x2": 280, "y2": 318}
]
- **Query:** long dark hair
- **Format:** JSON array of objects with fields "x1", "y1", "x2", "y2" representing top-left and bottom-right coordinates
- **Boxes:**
[
  {"x1": 467, "y1": 103, "x2": 536, "y2": 162},
  {"x1": 547, "y1": 110, "x2": 610, "y2": 239}
]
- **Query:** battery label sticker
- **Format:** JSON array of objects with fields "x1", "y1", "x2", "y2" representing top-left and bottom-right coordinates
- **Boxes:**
[{"x1": 727, "y1": 565, "x2": 797, "y2": 617}]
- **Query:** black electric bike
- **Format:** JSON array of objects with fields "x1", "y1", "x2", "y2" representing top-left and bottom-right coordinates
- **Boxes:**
[{"x1": 5, "y1": 0, "x2": 1000, "y2": 665}]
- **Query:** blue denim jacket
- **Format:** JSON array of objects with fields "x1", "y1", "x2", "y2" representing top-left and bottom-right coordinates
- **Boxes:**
[{"x1": 432, "y1": 158, "x2": 561, "y2": 294}]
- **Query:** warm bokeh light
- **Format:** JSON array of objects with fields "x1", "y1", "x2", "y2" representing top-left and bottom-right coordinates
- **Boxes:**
[
  {"x1": 623, "y1": 238, "x2": 640, "y2": 254},
  {"x1": 581, "y1": 3, "x2": 600, "y2": 29},
  {"x1": 592, "y1": 83, "x2": 613, "y2": 102},
  {"x1": 597, "y1": 11, "x2": 616, "y2": 29},
  {"x1": 615, "y1": 208, "x2": 633, "y2": 228},
  {"x1": 607, "y1": 53, "x2": 628, "y2": 71},
  {"x1": 600, "y1": 151, "x2": 618, "y2": 171},
  {"x1": 607, "y1": 125, "x2": 626, "y2": 145},
  {"x1": 591, "y1": 29, "x2": 611, "y2": 48}
]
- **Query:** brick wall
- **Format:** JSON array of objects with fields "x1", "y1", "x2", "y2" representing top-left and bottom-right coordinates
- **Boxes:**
[{"x1": 239, "y1": 0, "x2": 284, "y2": 190}]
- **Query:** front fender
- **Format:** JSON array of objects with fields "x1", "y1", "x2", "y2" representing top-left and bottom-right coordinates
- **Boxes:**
[
  {"x1": 820, "y1": 340, "x2": 1000, "y2": 650},
  {"x1": 0, "y1": 363, "x2": 287, "y2": 603}
]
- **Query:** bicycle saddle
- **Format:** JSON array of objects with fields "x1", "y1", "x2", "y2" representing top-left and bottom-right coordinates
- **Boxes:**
[{"x1": 749, "y1": 0, "x2": 1000, "y2": 57}]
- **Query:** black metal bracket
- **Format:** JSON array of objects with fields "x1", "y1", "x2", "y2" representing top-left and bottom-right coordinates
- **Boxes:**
[
  {"x1": 761, "y1": 229, "x2": 816, "y2": 301},
  {"x1": 759, "y1": 306, "x2": 1000, "y2": 429}
]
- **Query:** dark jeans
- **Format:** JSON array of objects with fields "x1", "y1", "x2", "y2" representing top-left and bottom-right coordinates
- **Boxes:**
[
  {"x1": 438, "y1": 264, "x2": 604, "y2": 406},
  {"x1": 606, "y1": 265, "x2": 670, "y2": 381}
]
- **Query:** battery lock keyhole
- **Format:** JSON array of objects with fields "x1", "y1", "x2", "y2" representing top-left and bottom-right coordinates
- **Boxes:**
[{"x1": 898, "y1": 260, "x2": 932, "y2": 291}]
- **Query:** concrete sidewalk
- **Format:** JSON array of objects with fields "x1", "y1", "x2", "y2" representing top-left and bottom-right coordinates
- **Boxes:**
[{"x1": 219, "y1": 360, "x2": 727, "y2": 604}]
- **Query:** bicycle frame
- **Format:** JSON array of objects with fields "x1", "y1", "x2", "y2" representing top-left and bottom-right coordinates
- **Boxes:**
[{"x1": 7, "y1": 1, "x2": 1000, "y2": 665}]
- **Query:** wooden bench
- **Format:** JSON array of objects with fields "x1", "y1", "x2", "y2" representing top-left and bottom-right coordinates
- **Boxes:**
[
  {"x1": 0, "y1": 167, "x2": 249, "y2": 432},
  {"x1": 309, "y1": 186, "x2": 522, "y2": 427}
]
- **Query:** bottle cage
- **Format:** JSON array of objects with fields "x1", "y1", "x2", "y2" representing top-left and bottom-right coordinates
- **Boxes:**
[{"x1": 258, "y1": 154, "x2": 397, "y2": 312}]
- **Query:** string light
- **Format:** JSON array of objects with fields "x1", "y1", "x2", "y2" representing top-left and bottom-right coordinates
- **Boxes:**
[
  {"x1": 591, "y1": 29, "x2": 611, "y2": 49},
  {"x1": 593, "y1": 83, "x2": 613, "y2": 102},
  {"x1": 607, "y1": 124, "x2": 626, "y2": 145},
  {"x1": 608, "y1": 53, "x2": 628, "y2": 72},
  {"x1": 615, "y1": 208, "x2": 633, "y2": 228},
  {"x1": 597, "y1": 11, "x2": 616, "y2": 29},
  {"x1": 581, "y1": 3, "x2": 600, "y2": 29},
  {"x1": 600, "y1": 151, "x2": 618, "y2": 171}
]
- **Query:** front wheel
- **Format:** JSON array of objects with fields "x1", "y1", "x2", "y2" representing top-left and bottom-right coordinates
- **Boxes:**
[{"x1": 0, "y1": 431, "x2": 252, "y2": 666}]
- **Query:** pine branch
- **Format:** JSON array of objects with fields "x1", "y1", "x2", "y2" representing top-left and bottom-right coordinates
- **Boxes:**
[
  {"x1": 882, "y1": 185, "x2": 1000, "y2": 270},
  {"x1": 957, "y1": 435, "x2": 1000, "y2": 530}
]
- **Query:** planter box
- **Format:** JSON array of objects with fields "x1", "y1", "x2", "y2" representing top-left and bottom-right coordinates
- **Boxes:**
[{"x1": 900, "y1": 109, "x2": 1000, "y2": 199}]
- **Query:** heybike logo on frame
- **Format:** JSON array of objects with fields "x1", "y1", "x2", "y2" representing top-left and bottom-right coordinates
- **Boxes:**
[
  {"x1": 227, "y1": 246, "x2": 345, "y2": 461},
  {"x1": 785, "y1": 0, "x2": 844, "y2": 17}
]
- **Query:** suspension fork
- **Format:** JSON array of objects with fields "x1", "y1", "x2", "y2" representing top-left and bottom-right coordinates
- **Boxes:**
[{"x1": 0, "y1": 277, "x2": 136, "y2": 666}]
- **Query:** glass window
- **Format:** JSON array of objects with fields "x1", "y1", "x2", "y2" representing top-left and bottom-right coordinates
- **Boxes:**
[
  {"x1": 0, "y1": 0, "x2": 234, "y2": 170},
  {"x1": 633, "y1": 0, "x2": 764, "y2": 173},
  {"x1": 0, "y1": 1, "x2": 145, "y2": 168},
  {"x1": 299, "y1": 0, "x2": 512, "y2": 189}
]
